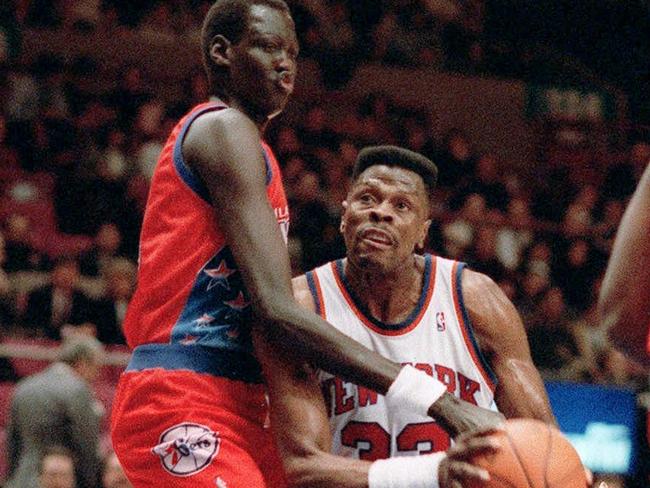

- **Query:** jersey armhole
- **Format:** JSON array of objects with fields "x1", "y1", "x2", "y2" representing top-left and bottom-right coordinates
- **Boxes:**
[
  {"x1": 453, "y1": 263, "x2": 499, "y2": 390},
  {"x1": 173, "y1": 104, "x2": 224, "y2": 203},
  {"x1": 306, "y1": 270, "x2": 325, "y2": 319}
]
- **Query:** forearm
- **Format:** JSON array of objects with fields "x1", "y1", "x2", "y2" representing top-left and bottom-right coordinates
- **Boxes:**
[
  {"x1": 257, "y1": 303, "x2": 400, "y2": 394},
  {"x1": 284, "y1": 452, "x2": 371, "y2": 488},
  {"x1": 493, "y1": 359, "x2": 555, "y2": 423}
]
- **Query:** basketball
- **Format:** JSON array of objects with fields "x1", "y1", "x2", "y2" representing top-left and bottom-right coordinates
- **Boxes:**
[{"x1": 466, "y1": 418, "x2": 588, "y2": 488}]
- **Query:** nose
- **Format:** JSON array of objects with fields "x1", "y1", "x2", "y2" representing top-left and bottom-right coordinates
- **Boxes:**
[
  {"x1": 275, "y1": 50, "x2": 295, "y2": 75},
  {"x1": 369, "y1": 201, "x2": 394, "y2": 222}
]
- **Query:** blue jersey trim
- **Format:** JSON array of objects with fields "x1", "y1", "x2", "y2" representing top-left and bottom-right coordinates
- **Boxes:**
[
  {"x1": 334, "y1": 255, "x2": 432, "y2": 332},
  {"x1": 262, "y1": 146, "x2": 273, "y2": 186},
  {"x1": 126, "y1": 343, "x2": 263, "y2": 384},
  {"x1": 305, "y1": 271, "x2": 322, "y2": 316},
  {"x1": 454, "y1": 263, "x2": 499, "y2": 386},
  {"x1": 173, "y1": 103, "x2": 226, "y2": 203}
]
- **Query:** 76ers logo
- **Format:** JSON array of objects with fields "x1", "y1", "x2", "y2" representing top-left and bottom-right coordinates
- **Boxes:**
[{"x1": 152, "y1": 423, "x2": 220, "y2": 476}]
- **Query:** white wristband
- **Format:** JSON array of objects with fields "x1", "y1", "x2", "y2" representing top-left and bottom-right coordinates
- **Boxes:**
[
  {"x1": 385, "y1": 365, "x2": 448, "y2": 417},
  {"x1": 368, "y1": 452, "x2": 446, "y2": 488}
]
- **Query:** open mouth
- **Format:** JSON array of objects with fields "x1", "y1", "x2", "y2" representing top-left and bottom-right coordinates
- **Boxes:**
[
  {"x1": 277, "y1": 73, "x2": 294, "y2": 92},
  {"x1": 360, "y1": 228, "x2": 394, "y2": 247}
]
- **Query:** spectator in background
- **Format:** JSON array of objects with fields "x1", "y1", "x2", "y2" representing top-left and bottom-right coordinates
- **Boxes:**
[
  {"x1": 288, "y1": 170, "x2": 335, "y2": 271},
  {"x1": 298, "y1": 0, "x2": 359, "y2": 88},
  {"x1": 372, "y1": 0, "x2": 443, "y2": 68},
  {"x1": 90, "y1": 257, "x2": 135, "y2": 344},
  {"x1": 37, "y1": 446, "x2": 76, "y2": 488},
  {"x1": 441, "y1": 192, "x2": 486, "y2": 258},
  {"x1": 79, "y1": 223, "x2": 123, "y2": 277},
  {"x1": 22, "y1": 257, "x2": 94, "y2": 340},
  {"x1": 433, "y1": 128, "x2": 476, "y2": 190},
  {"x1": 2, "y1": 213, "x2": 48, "y2": 272},
  {"x1": 104, "y1": 65, "x2": 151, "y2": 133},
  {"x1": 102, "y1": 450, "x2": 133, "y2": 488},
  {"x1": 465, "y1": 224, "x2": 507, "y2": 283},
  {"x1": 461, "y1": 152, "x2": 509, "y2": 212},
  {"x1": 495, "y1": 197, "x2": 534, "y2": 272},
  {"x1": 526, "y1": 287, "x2": 580, "y2": 379},
  {"x1": 554, "y1": 239, "x2": 600, "y2": 314},
  {"x1": 6, "y1": 335, "x2": 104, "y2": 488}
]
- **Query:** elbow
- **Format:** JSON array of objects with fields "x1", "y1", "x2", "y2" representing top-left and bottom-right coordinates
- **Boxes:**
[{"x1": 250, "y1": 294, "x2": 300, "y2": 339}]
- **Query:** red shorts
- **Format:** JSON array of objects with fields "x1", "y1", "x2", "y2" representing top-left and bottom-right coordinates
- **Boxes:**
[{"x1": 111, "y1": 368, "x2": 287, "y2": 488}]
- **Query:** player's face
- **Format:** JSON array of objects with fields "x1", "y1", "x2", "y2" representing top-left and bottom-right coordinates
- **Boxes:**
[
  {"x1": 229, "y1": 5, "x2": 298, "y2": 120},
  {"x1": 341, "y1": 165, "x2": 431, "y2": 273}
]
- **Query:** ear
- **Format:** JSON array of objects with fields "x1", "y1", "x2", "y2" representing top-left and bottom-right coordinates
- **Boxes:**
[
  {"x1": 416, "y1": 219, "x2": 431, "y2": 252},
  {"x1": 339, "y1": 200, "x2": 349, "y2": 234},
  {"x1": 209, "y1": 34, "x2": 232, "y2": 68}
]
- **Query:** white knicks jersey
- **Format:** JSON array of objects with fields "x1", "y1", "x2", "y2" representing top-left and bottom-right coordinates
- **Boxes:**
[{"x1": 307, "y1": 254, "x2": 497, "y2": 461}]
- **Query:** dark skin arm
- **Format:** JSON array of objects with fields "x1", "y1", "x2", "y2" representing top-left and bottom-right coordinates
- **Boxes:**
[
  {"x1": 598, "y1": 162, "x2": 650, "y2": 366},
  {"x1": 252, "y1": 277, "x2": 499, "y2": 488},
  {"x1": 462, "y1": 268, "x2": 556, "y2": 423},
  {"x1": 183, "y1": 108, "x2": 399, "y2": 391},
  {"x1": 183, "y1": 107, "x2": 502, "y2": 431}
]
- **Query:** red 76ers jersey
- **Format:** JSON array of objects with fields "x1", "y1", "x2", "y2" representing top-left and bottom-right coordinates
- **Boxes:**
[
  {"x1": 122, "y1": 102, "x2": 289, "y2": 384},
  {"x1": 307, "y1": 255, "x2": 497, "y2": 459}
]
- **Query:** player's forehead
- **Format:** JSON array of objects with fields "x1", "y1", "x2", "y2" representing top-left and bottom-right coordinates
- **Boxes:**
[
  {"x1": 353, "y1": 164, "x2": 426, "y2": 196},
  {"x1": 247, "y1": 4, "x2": 297, "y2": 43}
]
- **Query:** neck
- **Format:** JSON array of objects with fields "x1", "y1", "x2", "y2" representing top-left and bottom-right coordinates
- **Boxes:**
[
  {"x1": 210, "y1": 94, "x2": 270, "y2": 132},
  {"x1": 343, "y1": 254, "x2": 426, "y2": 324}
]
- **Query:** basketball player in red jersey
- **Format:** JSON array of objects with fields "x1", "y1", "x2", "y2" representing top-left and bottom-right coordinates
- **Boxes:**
[
  {"x1": 254, "y1": 147, "x2": 557, "y2": 487},
  {"x1": 599, "y1": 161, "x2": 650, "y2": 366},
  {"x1": 110, "y1": 2, "x2": 502, "y2": 487}
]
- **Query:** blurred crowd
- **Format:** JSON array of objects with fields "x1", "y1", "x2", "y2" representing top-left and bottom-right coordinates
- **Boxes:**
[
  {"x1": 0, "y1": 0, "x2": 649, "y2": 390},
  {"x1": 1, "y1": 0, "x2": 506, "y2": 87}
]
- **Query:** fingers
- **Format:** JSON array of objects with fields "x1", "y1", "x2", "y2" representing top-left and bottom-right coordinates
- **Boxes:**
[
  {"x1": 447, "y1": 434, "x2": 501, "y2": 461},
  {"x1": 447, "y1": 461, "x2": 491, "y2": 482},
  {"x1": 440, "y1": 459, "x2": 491, "y2": 488},
  {"x1": 455, "y1": 424, "x2": 505, "y2": 442}
]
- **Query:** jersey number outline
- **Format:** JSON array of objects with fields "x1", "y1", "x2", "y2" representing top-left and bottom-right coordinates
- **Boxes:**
[{"x1": 340, "y1": 421, "x2": 450, "y2": 461}]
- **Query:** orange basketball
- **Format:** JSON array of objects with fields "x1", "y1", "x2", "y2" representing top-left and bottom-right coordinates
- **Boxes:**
[{"x1": 466, "y1": 418, "x2": 588, "y2": 488}]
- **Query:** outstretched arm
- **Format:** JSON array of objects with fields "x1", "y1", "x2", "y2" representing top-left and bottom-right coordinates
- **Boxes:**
[
  {"x1": 184, "y1": 108, "x2": 401, "y2": 391},
  {"x1": 598, "y1": 162, "x2": 650, "y2": 366},
  {"x1": 461, "y1": 269, "x2": 556, "y2": 422},
  {"x1": 183, "y1": 108, "x2": 502, "y2": 430}
]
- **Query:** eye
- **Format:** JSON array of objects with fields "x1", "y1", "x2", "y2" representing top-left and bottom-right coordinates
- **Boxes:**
[
  {"x1": 395, "y1": 200, "x2": 411, "y2": 211},
  {"x1": 263, "y1": 42, "x2": 278, "y2": 53},
  {"x1": 359, "y1": 193, "x2": 374, "y2": 203}
]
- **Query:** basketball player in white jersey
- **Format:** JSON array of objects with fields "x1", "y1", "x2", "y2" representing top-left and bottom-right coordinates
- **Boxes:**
[{"x1": 254, "y1": 146, "x2": 557, "y2": 487}]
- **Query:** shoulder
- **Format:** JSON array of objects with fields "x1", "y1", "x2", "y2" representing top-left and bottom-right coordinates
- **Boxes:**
[
  {"x1": 183, "y1": 108, "x2": 264, "y2": 177},
  {"x1": 460, "y1": 268, "x2": 524, "y2": 353},
  {"x1": 460, "y1": 267, "x2": 516, "y2": 323},
  {"x1": 460, "y1": 268, "x2": 500, "y2": 300},
  {"x1": 184, "y1": 107, "x2": 259, "y2": 150}
]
